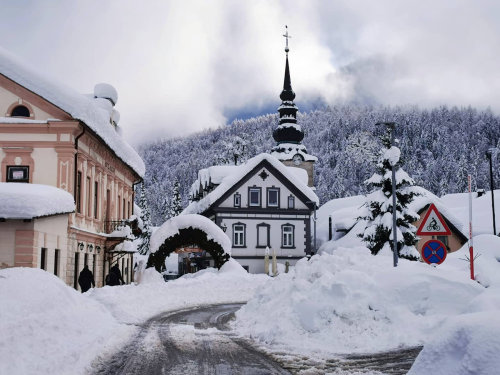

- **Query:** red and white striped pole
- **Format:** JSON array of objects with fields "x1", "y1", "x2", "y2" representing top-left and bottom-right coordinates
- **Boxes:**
[{"x1": 468, "y1": 175, "x2": 475, "y2": 280}]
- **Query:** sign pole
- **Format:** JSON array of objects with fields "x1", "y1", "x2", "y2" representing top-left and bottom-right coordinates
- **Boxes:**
[{"x1": 468, "y1": 175, "x2": 475, "y2": 280}]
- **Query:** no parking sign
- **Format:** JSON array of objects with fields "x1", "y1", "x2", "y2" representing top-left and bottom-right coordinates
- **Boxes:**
[{"x1": 421, "y1": 240, "x2": 447, "y2": 265}]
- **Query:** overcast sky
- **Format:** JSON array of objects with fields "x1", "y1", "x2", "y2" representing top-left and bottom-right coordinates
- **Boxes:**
[{"x1": 1, "y1": 0, "x2": 499, "y2": 145}]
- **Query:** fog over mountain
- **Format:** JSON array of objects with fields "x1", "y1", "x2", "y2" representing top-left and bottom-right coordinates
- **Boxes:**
[{"x1": 139, "y1": 104, "x2": 500, "y2": 225}]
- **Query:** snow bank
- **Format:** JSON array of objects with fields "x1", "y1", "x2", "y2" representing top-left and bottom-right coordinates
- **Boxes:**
[
  {"x1": 0, "y1": 182, "x2": 75, "y2": 219},
  {"x1": 149, "y1": 214, "x2": 231, "y2": 255},
  {"x1": 234, "y1": 246, "x2": 484, "y2": 357},
  {"x1": 0, "y1": 268, "x2": 131, "y2": 375},
  {"x1": 88, "y1": 264, "x2": 268, "y2": 324}
]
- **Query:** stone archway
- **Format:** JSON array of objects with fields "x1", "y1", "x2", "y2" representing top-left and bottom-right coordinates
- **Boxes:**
[
  {"x1": 146, "y1": 214, "x2": 232, "y2": 273},
  {"x1": 146, "y1": 227, "x2": 230, "y2": 272}
]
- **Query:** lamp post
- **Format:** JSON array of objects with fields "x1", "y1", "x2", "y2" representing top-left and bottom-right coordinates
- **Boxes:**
[
  {"x1": 306, "y1": 201, "x2": 317, "y2": 257},
  {"x1": 376, "y1": 122, "x2": 398, "y2": 267},
  {"x1": 486, "y1": 147, "x2": 497, "y2": 235}
]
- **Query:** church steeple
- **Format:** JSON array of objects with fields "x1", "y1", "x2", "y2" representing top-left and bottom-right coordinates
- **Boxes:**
[{"x1": 271, "y1": 26, "x2": 317, "y2": 187}]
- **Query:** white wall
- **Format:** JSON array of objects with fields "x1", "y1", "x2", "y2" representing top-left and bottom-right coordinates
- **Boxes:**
[{"x1": 218, "y1": 167, "x2": 308, "y2": 210}]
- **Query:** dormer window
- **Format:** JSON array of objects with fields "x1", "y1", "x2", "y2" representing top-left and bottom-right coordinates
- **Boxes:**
[
  {"x1": 11, "y1": 105, "x2": 30, "y2": 117},
  {"x1": 234, "y1": 193, "x2": 241, "y2": 207}
]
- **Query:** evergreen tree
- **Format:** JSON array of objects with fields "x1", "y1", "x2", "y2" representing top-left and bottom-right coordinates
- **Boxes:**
[
  {"x1": 169, "y1": 180, "x2": 183, "y2": 218},
  {"x1": 359, "y1": 128, "x2": 421, "y2": 260},
  {"x1": 137, "y1": 184, "x2": 153, "y2": 255}
]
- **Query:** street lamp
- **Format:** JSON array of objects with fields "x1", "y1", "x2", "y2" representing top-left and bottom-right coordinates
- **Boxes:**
[
  {"x1": 486, "y1": 147, "x2": 497, "y2": 235},
  {"x1": 376, "y1": 121, "x2": 398, "y2": 267},
  {"x1": 306, "y1": 201, "x2": 317, "y2": 257}
]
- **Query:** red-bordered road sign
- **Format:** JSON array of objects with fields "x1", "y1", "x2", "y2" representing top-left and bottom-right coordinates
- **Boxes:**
[
  {"x1": 417, "y1": 203, "x2": 452, "y2": 236},
  {"x1": 421, "y1": 240, "x2": 447, "y2": 265}
]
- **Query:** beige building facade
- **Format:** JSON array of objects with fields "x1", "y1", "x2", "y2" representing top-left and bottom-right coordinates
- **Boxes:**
[{"x1": 0, "y1": 51, "x2": 144, "y2": 290}]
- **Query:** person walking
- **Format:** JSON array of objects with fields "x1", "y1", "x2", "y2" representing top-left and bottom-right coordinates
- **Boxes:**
[
  {"x1": 106, "y1": 263, "x2": 125, "y2": 286},
  {"x1": 78, "y1": 265, "x2": 95, "y2": 293}
]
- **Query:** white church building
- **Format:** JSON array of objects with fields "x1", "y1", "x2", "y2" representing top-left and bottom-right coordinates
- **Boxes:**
[{"x1": 183, "y1": 36, "x2": 319, "y2": 273}]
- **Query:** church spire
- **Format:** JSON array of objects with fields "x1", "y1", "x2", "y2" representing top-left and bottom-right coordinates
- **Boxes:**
[{"x1": 271, "y1": 26, "x2": 317, "y2": 187}]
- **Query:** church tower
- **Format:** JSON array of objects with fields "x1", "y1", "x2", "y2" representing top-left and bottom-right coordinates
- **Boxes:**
[{"x1": 271, "y1": 26, "x2": 317, "y2": 187}]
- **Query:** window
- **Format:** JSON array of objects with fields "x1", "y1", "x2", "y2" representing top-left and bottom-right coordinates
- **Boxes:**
[
  {"x1": 234, "y1": 193, "x2": 241, "y2": 207},
  {"x1": 288, "y1": 195, "x2": 295, "y2": 209},
  {"x1": 40, "y1": 248, "x2": 47, "y2": 270},
  {"x1": 6, "y1": 166, "x2": 29, "y2": 183},
  {"x1": 118, "y1": 195, "x2": 121, "y2": 220},
  {"x1": 92, "y1": 254, "x2": 96, "y2": 277},
  {"x1": 267, "y1": 188, "x2": 280, "y2": 207},
  {"x1": 282, "y1": 224, "x2": 295, "y2": 248},
  {"x1": 123, "y1": 198, "x2": 126, "y2": 218},
  {"x1": 94, "y1": 181, "x2": 99, "y2": 219},
  {"x1": 127, "y1": 201, "x2": 131, "y2": 217},
  {"x1": 248, "y1": 187, "x2": 261, "y2": 207},
  {"x1": 11, "y1": 105, "x2": 30, "y2": 117},
  {"x1": 84, "y1": 253, "x2": 88, "y2": 267},
  {"x1": 233, "y1": 223, "x2": 246, "y2": 247},
  {"x1": 86, "y1": 177, "x2": 91, "y2": 217},
  {"x1": 76, "y1": 172, "x2": 82, "y2": 213},
  {"x1": 54, "y1": 249, "x2": 60, "y2": 276},
  {"x1": 257, "y1": 223, "x2": 270, "y2": 248}
]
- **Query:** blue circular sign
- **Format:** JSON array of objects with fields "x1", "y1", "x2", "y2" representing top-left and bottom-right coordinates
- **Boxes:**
[{"x1": 422, "y1": 240, "x2": 447, "y2": 265}]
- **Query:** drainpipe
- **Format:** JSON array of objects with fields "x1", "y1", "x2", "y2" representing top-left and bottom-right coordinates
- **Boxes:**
[{"x1": 74, "y1": 123, "x2": 85, "y2": 202}]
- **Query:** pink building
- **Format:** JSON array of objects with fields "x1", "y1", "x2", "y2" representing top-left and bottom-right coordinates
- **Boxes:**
[{"x1": 0, "y1": 48, "x2": 145, "y2": 289}]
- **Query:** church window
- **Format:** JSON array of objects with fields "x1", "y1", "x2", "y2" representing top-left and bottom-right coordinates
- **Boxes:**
[
  {"x1": 249, "y1": 187, "x2": 261, "y2": 207},
  {"x1": 267, "y1": 188, "x2": 280, "y2": 207},
  {"x1": 282, "y1": 224, "x2": 294, "y2": 248},
  {"x1": 6, "y1": 166, "x2": 29, "y2": 182},
  {"x1": 10, "y1": 105, "x2": 30, "y2": 117},
  {"x1": 233, "y1": 223, "x2": 246, "y2": 247},
  {"x1": 234, "y1": 193, "x2": 241, "y2": 207},
  {"x1": 288, "y1": 195, "x2": 295, "y2": 209}
]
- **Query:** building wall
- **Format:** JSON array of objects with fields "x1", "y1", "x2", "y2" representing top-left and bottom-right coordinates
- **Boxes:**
[
  {"x1": 0, "y1": 72, "x2": 139, "y2": 289},
  {"x1": 222, "y1": 216, "x2": 307, "y2": 258},
  {"x1": 218, "y1": 167, "x2": 308, "y2": 210}
]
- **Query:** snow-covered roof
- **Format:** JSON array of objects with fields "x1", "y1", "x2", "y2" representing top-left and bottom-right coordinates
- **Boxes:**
[
  {"x1": 0, "y1": 182, "x2": 75, "y2": 219},
  {"x1": 184, "y1": 153, "x2": 319, "y2": 215},
  {"x1": 270, "y1": 142, "x2": 318, "y2": 162},
  {"x1": 150, "y1": 214, "x2": 231, "y2": 255},
  {"x1": 0, "y1": 47, "x2": 145, "y2": 177}
]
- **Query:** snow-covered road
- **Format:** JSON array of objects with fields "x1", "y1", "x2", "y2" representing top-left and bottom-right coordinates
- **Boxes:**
[{"x1": 91, "y1": 303, "x2": 290, "y2": 375}]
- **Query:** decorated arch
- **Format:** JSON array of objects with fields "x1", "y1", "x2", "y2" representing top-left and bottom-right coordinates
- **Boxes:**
[{"x1": 146, "y1": 214, "x2": 231, "y2": 271}]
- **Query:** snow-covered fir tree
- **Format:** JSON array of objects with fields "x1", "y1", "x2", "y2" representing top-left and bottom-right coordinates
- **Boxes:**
[
  {"x1": 137, "y1": 184, "x2": 153, "y2": 255},
  {"x1": 169, "y1": 180, "x2": 183, "y2": 218},
  {"x1": 359, "y1": 128, "x2": 421, "y2": 260}
]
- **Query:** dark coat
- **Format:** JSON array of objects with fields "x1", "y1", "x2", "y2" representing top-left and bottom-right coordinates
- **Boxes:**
[
  {"x1": 107, "y1": 265, "x2": 125, "y2": 286},
  {"x1": 78, "y1": 267, "x2": 95, "y2": 293}
]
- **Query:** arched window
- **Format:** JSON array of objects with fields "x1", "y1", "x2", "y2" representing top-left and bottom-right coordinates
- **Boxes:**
[{"x1": 11, "y1": 105, "x2": 30, "y2": 117}]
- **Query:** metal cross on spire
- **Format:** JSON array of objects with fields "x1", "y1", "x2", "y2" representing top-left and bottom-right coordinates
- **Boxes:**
[{"x1": 283, "y1": 25, "x2": 291, "y2": 53}]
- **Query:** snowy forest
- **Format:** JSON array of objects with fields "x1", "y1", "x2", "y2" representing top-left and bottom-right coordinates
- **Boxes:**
[{"x1": 139, "y1": 105, "x2": 500, "y2": 225}]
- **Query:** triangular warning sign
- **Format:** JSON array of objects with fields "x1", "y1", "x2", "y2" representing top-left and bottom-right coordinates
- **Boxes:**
[{"x1": 417, "y1": 203, "x2": 452, "y2": 236}]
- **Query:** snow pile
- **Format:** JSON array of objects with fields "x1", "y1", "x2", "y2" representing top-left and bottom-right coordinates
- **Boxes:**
[
  {"x1": 88, "y1": 262, "x2": 268, "y2": 324},
  {"x1": 0, "y1": 268, "x2": 130, "y2": 375},
  {"x1": 149, "y1": 214, "x2": 231, "y2": 255},
  {"x1": 234, "y1": 246, "x2": 485, "y2": 357},
  {"x1": 441, "y1": 189, "x2": 500, "y2": 235},
  {"x1": 0, "y1": 182, "x2": 75, "y2": 219}
]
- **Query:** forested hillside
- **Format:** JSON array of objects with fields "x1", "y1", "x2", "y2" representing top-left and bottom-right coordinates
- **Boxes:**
[{"x1": 139, "y1": 105, "x2": 500, "y2": 225}]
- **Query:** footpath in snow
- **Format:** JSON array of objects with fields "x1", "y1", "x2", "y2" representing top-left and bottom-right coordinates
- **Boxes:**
[{"x1": 0, "y1": 259, "x2": 267, "y2": 375}]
